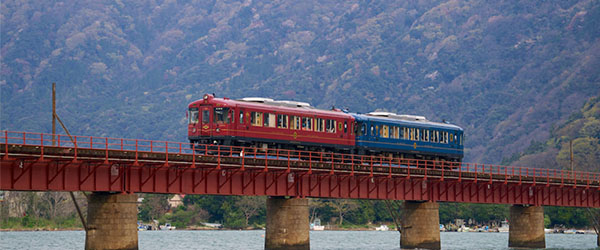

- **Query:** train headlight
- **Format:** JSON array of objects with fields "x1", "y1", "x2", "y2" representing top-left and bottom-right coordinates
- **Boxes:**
[
  {"x1": 216, "y1": 128, "x2": 220, "y2": 132},
  {"x1": 204, "y1": 94, "x2": 209, "y2": 100},
  {"x1": 192, "y1": 128, "x2": 196, "y2": 133}
]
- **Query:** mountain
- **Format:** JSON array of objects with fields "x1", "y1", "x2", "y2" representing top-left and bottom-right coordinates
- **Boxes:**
[
  {"x1": 2, "y1": 0, "x2": 599, "y2": 163},
  {"x1": 507, "y1": 96, "x2": 600, "y2": 172}
]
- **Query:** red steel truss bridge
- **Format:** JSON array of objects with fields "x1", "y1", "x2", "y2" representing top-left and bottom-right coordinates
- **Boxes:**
[{"x1": 1, "y1": 131, "x2": 599, "y2": 207}]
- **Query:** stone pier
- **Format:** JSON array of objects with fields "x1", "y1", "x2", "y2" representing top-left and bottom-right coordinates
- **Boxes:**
[
  {"x1": 509, "y1": 205, "x2": 545, "y2": 249},
  {"x1": 85, "y1": 192, "x2": 138, "y2": 250},
  {"x1": 401, "y1": 201, "x2": 441, "y2": 249},
  {"x1": 265, "y1": 197, "x2": 309, "y2": 250}
]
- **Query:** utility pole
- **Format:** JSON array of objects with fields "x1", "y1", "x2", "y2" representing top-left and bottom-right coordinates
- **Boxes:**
[
  {"x1": 570, "y1": 140, "x2": 573, "y2": 173},
  {"x1": 50, "y1": 83, "x2": 87, "y2": 231},
  {"x1": 52, "y1": 83, "x2": 56, "y2": 145}
]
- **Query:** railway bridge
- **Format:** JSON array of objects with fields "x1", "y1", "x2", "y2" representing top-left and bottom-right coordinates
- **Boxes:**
[{"x1": 1, "y1": 131, "x2": 599, "y2": 249}]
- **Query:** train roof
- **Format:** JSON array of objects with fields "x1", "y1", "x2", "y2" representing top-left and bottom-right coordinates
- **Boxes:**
[
  {"x1": 351, "y1": 112, "x2": 463, "y2": 131},
  {"x1": 189, "y1": 94, "x2": 353, "y2": 119}
]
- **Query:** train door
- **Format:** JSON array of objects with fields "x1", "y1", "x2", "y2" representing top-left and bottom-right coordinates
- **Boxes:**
[
  {"x1": 200, "y1": 105, "x2": 212, "y2": 137},
  {"x1": 343, "y1": 120, "x2": 349, "y2": 144}
]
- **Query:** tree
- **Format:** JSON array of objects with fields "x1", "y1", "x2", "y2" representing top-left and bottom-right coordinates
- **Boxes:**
[
  {"x1": 235, "y1": 196, "x2": 265, "y2": 227},
  {"x1": 309, "y1": 198, "x2": 325, "y2": 224},
  {"x1": 138, "y1": 194, "x2": 170, "y2": 222},
  {"x1": 39, "y1": 192, "x2": 70, "y2": 219},
  {"x1": 327, "y1": 199, "x2": 359, "y2": 226},
  {"x1": 221, "y1": 200, "x2": 245, "y2": 229}
]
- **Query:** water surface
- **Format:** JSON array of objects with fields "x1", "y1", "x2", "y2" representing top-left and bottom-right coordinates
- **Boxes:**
[{"x1": 0, "y1": 230, "x2": 598, "y2": 249}]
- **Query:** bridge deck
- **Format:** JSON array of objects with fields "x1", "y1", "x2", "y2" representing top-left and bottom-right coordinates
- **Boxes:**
[
  {"x1": 2, "y1": 143, "x2": 598, "y2": 188},
  {"x1": 1, "y1": 131, "x2": 599, "y2": 207}
]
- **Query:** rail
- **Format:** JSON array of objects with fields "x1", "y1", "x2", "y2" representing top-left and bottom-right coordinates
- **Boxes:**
[{"x1": 2, "y1": 131, "x2": 599, "y2": 188}]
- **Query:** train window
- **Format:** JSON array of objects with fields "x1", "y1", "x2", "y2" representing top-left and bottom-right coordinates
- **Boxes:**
[
  {"x1": 302, "y1": 117, "x2": 313, "y2": 131},
  {"x1": 390, "y1": 126, "x2": 397, "y2": 139},
  {"x1": 344, "y1": 121, "x2": 348, "y2": 133},
  {"x1": 264, "y1": 113, "x2": 276, "y2": 128},
  {"x1": 214, "y1": 107, "x2": 230, "y2": 124},
  {"x1": 263, "y1": 113, "x2": 269, "y2": 127},
  {"x1": 251, "y1": 112, "x2": 263, "y2": 126},
  {"x1": 277, "y1": 114, "x2": 288, "y2": 128},
  {"x1": 326, "y1": 120, "x2": 336, "y2": 133},
  {"x1": 416, "y1": 128, "x2": 420, "y2": 141},
  {"x1": 354, "y1": 122, "x2": 360, "y2": 135},
  {"x1": 230, "y1": 110, "x2": 235, "y2": 124},
  {"x1": 239, "y1": 110, "x2": 244, "y2": 124},
  {"x1": 381, "y1": 125, "x2": 389, "y2": 138},
  {"x1": 362, "y1": 123, "x2": 367, "y2": 136},
  {"x1": 370, "y1": 125, "x2": 374, "y2": 136},
  {"x1": 445, "y1": 132, "x2": 449, "y2": 144},
  {"x1": 402, "y1": 127, "x2": 408, "y2": 139},
  {"x1": 202, "y1": 110, "x2": 210, "y2": 123},
  {"x1": 425, "y1": 130, "x2": 429, "y2": 142},
  {"x1": 188, "y1": 108, "x2": 199, "y2": 124},
  {"x1": 290, "y1": 116, "x2": 301, "y2": 130},
  {"x1": 315, "y1": 118, "x2": 325, "y2": 132}
]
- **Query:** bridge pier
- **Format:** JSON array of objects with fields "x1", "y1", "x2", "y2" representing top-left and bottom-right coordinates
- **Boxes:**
[
  {"x1": 265, "y1": 196, "x2": 309, "y2": 250},
  {"x1": 509, "y1": 205, "x2": 545, "y2": 249},
  {"x1": 85, "y1": 192, "x2": 138, "y2": 250},
  {"x1": 401, "y1": 201, "x2": 440, "y2": 249}
]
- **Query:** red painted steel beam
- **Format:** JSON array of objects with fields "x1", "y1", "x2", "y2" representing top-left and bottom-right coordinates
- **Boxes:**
[
  {"x1": 1, "y1": 131, "x2": 600, "y2": 208},
  {"x1": 1, "y1": 151, "x2": 599, "y2": 207}
]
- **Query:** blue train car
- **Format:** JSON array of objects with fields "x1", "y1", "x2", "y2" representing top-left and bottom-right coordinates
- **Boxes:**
[{"x1": 352, "y1": 112, "x2": 463, "y2": 161}]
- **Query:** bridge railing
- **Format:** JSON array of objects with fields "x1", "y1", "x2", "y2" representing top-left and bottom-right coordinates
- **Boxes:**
[{"x1": 2, "y1": 131, "x2": 599, "y2": 186}]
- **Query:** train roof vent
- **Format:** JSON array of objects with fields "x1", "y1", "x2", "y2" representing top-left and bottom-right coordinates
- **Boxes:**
[
  {"x1": 367, "y1": 112, "x2": 428, "y2": 121},
  {"x1": 397, "y1": 114, "x2": 427, "y2": 121},
  {"x1": 239, "y1": 97, "x2": 274, "y2": 103},
  {"x1": 273, "y1": 100, "x2": 311, "y2": 108},
  {"x1": 367, "y1": 112, "x2": 398, "y2": 117}
]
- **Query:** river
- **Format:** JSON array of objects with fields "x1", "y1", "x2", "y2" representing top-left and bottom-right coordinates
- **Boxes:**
[{"x1": 0, "y1": 230, "x2": 598, "y2": 249}]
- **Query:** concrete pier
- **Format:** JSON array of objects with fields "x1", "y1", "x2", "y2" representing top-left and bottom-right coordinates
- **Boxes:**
[
  {"x1": 508, "y1": 205, "x2": 545, "y2": 249},
  {"x1": 265, "y1": 197, "x2": 309, "y2": 250},
  {"x1": 401, "y1": 201, "x2": 441, "y2": 249},
  {"x1": 85, "y1": 192, "x2": 138, "y2": 250}
]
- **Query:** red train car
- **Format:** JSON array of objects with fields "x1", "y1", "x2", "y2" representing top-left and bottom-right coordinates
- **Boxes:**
[{"x1": 188, "y1": 94, "x2": 355, "y2": 152}]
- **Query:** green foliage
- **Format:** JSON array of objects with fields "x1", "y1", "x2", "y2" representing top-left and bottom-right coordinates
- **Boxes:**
[
  {"x1": 510, "y1": 96, "x2": 600, "y2": 172},
  {"x1": 544, "y1": 207, "x2": 591, "y2": 228},
  {"x1": 220, "y1": 199, "x2": 246, "y2": 229},
  {"x1": 161, "y1": 205, "x2": 209, "y2": 229},
  {"x1": 544, "y1": 214, "x2": 551, "y2": 228},
  {"x1": 138, "y1": 194, "x2": 170, "y2": 222},
  {"x1": 0, "y1": 214, "x2": 82, "y2": 230}
]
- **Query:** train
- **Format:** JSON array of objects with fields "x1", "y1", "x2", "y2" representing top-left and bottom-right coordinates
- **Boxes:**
[{"x1": 187, "y1": 94, "x2": 463, "y2": 162}]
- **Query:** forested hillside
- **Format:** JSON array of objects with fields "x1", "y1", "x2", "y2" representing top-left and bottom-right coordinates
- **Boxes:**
[
  {"x1": 2, "y1": 0, "x2": 599, "y2": 163},
  {"x1": 508, "y1": 96, "x2": 600, "y2": 172}
]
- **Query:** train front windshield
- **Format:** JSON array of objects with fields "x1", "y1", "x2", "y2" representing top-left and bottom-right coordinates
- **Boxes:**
[{"x1": 188, "y1": 108, "x2": 199, "y2": 124}]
